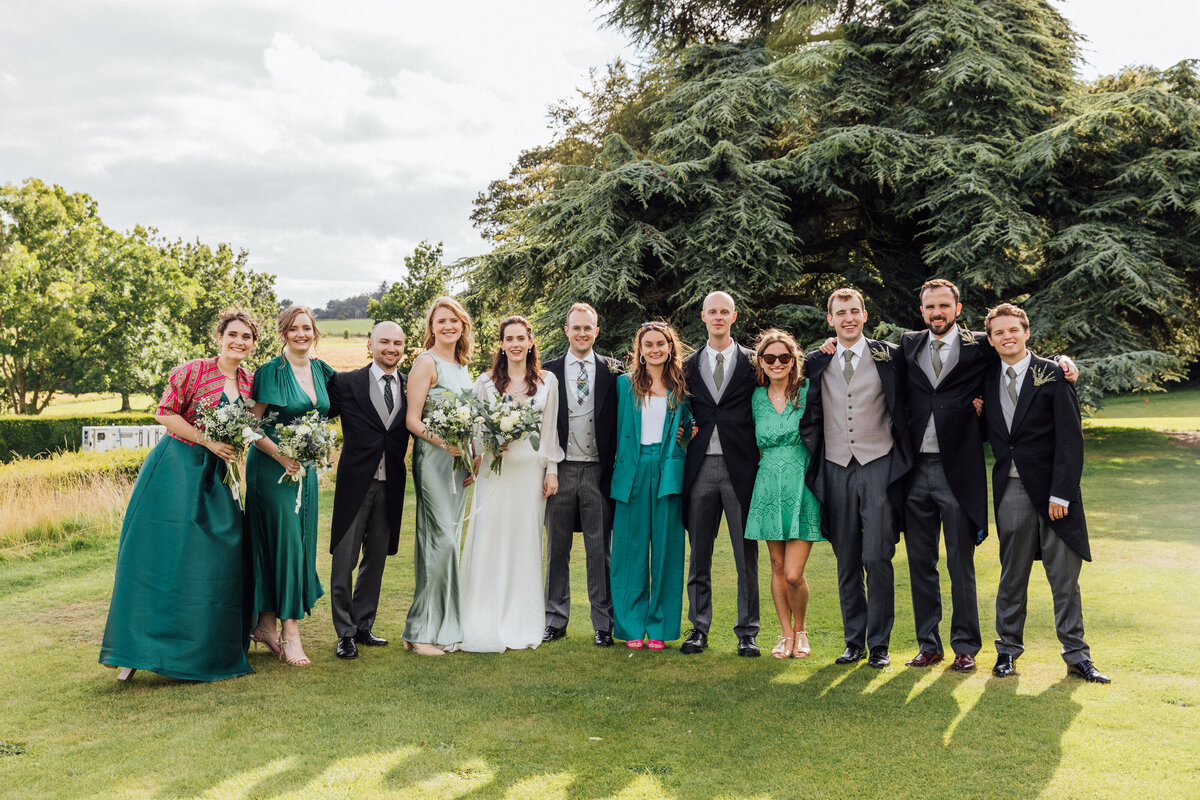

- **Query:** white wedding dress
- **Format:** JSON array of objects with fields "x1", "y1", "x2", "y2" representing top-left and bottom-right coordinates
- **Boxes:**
[{"x1": 460, "y1": 371, "x2": 563, "y2": 652}]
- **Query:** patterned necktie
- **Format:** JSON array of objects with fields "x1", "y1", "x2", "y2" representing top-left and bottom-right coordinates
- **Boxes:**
[
  {"x1": 1006, "y1": 366, "x2": 1019, "y2": 406},
  {"x1": 842, "y1": 350, "x2": 855, "y2": 382},
  {"x1": 713, "y1": 352, "x2": 725, "y2": 390},
  {"x1": 381, "y1": 373, "x2": 395, "y2": 414},
  {"x1": 932, "y1": 339, "x2": 946, "y2": 378},
  {"x1": 575, "y1": 360, "x2": 589, "y2": 404}
]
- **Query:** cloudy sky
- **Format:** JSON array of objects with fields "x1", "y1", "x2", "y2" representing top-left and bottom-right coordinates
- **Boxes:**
[{"x1": 2, "y1": 1, "x2": 1196, "y2": 307}]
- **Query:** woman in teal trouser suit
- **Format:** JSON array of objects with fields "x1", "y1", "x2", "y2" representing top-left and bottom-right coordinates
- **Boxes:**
[{"x1": 610, "y1": 322, "x2": 692, "y2": 650}]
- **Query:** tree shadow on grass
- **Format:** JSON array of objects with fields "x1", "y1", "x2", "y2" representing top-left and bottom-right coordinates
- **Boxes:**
[{"x1": 141, "y1": 647, "x2": 1083, "y2": 800}]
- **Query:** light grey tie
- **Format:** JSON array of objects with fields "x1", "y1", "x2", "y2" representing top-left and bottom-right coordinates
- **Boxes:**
[
  {"x1": 932, "y1": 340, "x2": 946, "y2": 378},
  {"x1": 713, "y1": 352, "x2": 725, "y2": 390},
  {"x1": 842, "y1": 350, "x2": 855, "y2": 382},
  {"x1": 1006, "y1": 366, "x2": 1019, "y2": 406}
]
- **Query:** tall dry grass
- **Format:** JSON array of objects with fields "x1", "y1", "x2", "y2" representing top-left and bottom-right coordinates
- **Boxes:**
[{"x1": 0, "y1": 451, "x2": 142, "y2": 558}]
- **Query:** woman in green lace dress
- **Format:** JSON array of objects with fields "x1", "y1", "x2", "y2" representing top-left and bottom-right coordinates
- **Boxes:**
[
  {"x1": 245, "y1": 306, "x2": 336, "y2": 667},
  {"x1": 744, "y1": 329, "x2": 825, "y2": 659}
]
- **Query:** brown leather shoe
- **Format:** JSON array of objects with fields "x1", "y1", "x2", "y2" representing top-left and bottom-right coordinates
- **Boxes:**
[
  {"x1": 905, "y1": 651, "x2": 944, "y2": 668},
  {"x1": 951, "y1": 653, "x2": 976, "y2": 672}
]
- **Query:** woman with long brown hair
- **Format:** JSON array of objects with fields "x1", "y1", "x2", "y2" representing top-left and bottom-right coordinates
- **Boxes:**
[
  {"x1": 743, "y1": 329, "x2": 824, "y2": 658},
  {"x1": 608, "y1": 322, "x2": 692, "y2": 650},
  {"x1": 245, "y1": 305, "x2": 336, "y2": 667},
  {"x1": 459, "y1": 316, "x2": 563, "y2": 652},
  {"x1": 402, "y1": 296, "x2": 476, "y2": 655}
]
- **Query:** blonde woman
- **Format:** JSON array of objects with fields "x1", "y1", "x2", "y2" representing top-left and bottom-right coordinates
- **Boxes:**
[{"x1": 402, "y1": 297, "x2": 476, "y2": 655}]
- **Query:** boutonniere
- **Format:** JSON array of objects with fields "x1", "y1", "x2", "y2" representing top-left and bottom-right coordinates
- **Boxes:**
[
  {"x1": 1030, "y1": 364, "x2": 1057, "y2": 386},
  {"x1": 958, "y1": 328, "x2": 977, "y2": 347},
  {"x1": 604, "y1": 359, "x2": 625, "y2": 375},
  {"x1": 869, "y1": 344, "x2": 892, "y2": 363}
]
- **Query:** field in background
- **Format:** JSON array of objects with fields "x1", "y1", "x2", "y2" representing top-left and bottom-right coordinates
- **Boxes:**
[{"x1": 316, "y1": 317, "x2": 373, "y2": 337}]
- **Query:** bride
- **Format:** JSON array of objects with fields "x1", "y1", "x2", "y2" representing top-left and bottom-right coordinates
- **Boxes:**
[{"x1": 460, "y1": 315, "x2": 563, "y2": 652}]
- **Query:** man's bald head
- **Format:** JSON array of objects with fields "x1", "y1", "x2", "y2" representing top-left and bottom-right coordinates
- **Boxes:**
[
  {"x1": 370, "y1": 320, "x2": 405, "y2": 343},
  {"x1": 369, "y1": 321, "x2": 406, "y2": 371},
  {"x1": 702, "y1": 291, "x2": 736, "y2": 313}
]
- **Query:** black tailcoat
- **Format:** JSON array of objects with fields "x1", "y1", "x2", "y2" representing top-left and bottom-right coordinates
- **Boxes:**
[{"x1": 327, "y1": 366, "x2": 410, "y2": 555}]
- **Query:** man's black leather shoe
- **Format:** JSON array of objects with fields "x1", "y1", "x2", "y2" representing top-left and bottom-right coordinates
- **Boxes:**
[
  {"x1": 737, "y1": 635, "x2": 760, "y2": 657},
  {"x1": 336, "y1": 636, "x2": 358, "y2": 659},
  {"x1": 1068, "y1": 660, "x2": 1111, "y2": 684},
  {"x1": 593, "y1": 630, "x2": 614, "y2": 647},
  {"x1": 543, "y1": 626, "x2": 566, "y2": 643},
  {"x1": 867, "y1": 647, "x2": 890, "y2": 668},
  {"x1": 354, "y1": 629, "x2": 388, "y2": 647},
  {"x1": 992, "y1": 654, "x2": 1016, "y2": 677},
  {"x1": 680, "y1": 629, "x2": 707, "y2": 654},
  {"x1": 835, "y1": 646, "x2": 866, "y2": 664}
]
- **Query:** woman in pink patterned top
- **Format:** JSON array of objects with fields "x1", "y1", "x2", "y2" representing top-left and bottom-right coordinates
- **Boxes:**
[{"x1": 99, "y1": 310, "x2": 260, "y2": 682}]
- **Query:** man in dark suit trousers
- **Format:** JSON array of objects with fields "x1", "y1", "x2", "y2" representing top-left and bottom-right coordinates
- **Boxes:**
[
  {"x1": 542, "y1": 302, "x2": 620, "y2": 647},
  {"x1": 327, "y1": 321, "x2": 411, "y2": 660},
  {"x1": 799, "y1": 288, "x2": 912, "y2": 668},
  {"x1": 982, "y1": 303, "x2": 1109, "y2": 683},
  {"x1": 682, "y1": 291, "x2": 761, "y2": 657},
  {"x1": 897, "y1": 280, "x2": 1080, "y2": 673}
]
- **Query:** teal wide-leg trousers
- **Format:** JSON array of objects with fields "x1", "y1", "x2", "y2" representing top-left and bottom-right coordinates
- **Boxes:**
[{"x1": 611, "y1": 444, "x2": 685, "y2": 643}]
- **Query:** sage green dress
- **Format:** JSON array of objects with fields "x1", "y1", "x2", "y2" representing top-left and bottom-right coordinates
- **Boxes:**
[
  {"x1": 744, "y1": 387, "x2": 825, "y2": 542},
  {"x1": 99, "y1": 394, "x2": 253, "y2": 681},
  {"x1": 402, "y1": 352, "x2": 472, "y2": 646},
  {"x1": 246, "y1": 356, "x2": 336, "y2": 621}
]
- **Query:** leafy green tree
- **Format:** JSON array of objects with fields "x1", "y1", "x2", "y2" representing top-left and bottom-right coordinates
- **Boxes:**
[
  {"x1": 470, "y1": 0, "x2": 1200, "y2": 397},
  {"x1": 0, "y1": 180, "x2": 190, "y2": 413},
  {"x1": 368, "y1": 241, "x2": 453, "y2": 341},
  {"x1": 164, "y1": 239, "x2": 278, "y2": 367}
]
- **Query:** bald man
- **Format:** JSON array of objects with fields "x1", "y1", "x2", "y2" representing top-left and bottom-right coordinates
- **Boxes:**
[
  {"x1": 327, "y1": 322, "x2": 412, "y2": 660},
  {"x1": 682, "y1": 291, "x2": 762, "y2": 657}
]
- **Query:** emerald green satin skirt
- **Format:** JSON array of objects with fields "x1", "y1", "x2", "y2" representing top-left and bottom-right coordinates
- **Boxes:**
[{"x1": 99, "y1": 436, "x2": 253, "y2": 681}]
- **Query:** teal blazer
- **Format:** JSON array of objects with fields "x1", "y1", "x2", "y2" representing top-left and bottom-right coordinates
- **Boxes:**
[{"x1": 609, "y1": 373, "x2": 693, "y2": 504}]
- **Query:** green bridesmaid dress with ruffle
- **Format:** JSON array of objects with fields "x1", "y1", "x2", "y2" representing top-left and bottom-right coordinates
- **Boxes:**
[{"x1": 245, "y1": 356, "x2": 335, "y2": 621}]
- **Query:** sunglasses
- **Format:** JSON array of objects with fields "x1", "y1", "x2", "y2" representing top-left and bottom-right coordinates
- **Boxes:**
[
  {"x1": 760, "y1": 353, "x2": 795, "y2": 365},
  {"x1": 640, "y1": 322, "x2": 669, "y2": 329}
]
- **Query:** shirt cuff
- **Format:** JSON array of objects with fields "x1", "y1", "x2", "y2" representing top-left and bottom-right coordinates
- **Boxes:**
[{"x1": 1049, "y1": 496, "x2": 1070, "y2": 508}]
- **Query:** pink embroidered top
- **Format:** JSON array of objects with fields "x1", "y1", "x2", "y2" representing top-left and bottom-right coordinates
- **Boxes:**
[{"x1": 157, "y1": 358, "x2": 255, "y2": 445}]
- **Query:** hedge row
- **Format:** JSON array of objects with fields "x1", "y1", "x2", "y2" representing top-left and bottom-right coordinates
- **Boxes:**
[{"x1": 0, "y1": 414, "x2": 157, "y2": 461}]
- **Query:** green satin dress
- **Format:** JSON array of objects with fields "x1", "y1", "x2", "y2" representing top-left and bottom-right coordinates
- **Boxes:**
[
  {"x1": 246, "y1": 356, "x2": 335, "y2": 621},
  {"x1": 744, "y1": 387, "x2": 825, "y2": 542},
  {"x1": 402, "y1": 352, "x2": 472, "y2": 646},
  {"x1": 99, "y1": 393, "x2": 253, "y2": 681}
]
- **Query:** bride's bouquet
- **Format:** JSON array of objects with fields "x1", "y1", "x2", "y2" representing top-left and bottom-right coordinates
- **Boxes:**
[
  {"x1": 477, "y1": 394, "x2": 542, "y2": 475},
  {"x1": 195, "y1": 399, "x2": 272, "y2": 509},
  {"x1": 423, "y1": 389, "x2": 478, "y2": 475},
  {"x1": 275, "y1": 410, "x2": 342, "y2": 514}
]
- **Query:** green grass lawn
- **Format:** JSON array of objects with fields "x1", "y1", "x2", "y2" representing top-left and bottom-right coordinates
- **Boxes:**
[
  {"x1": 38, "y1": 393, "x2": 158, "y2": 416},
  {"x1": 1088, "y1": 384, "x2": 1200, "y2": 431},
  {"x1": 0, "y1": 429, "x2": 1197, "y2": 798}
]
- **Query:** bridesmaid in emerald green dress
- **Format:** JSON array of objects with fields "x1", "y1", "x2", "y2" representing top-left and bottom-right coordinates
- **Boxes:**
[
  {"x1": 99, "y1": 309, "x2": 260, "y2": 682},
  {"x1": 245, "y1": 306, "x2": 336, "y2": 667},
  {"x1": 744, "y1": 329, "x2": 825, "y2": 660},
  {"x1": 403, "y1": 296, "x2": 477, "y2": 656}
]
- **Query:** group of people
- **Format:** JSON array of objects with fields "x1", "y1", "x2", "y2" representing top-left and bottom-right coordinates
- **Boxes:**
[{"x1": 99, "y1": 280, "x2": 1110, "y2": 685}]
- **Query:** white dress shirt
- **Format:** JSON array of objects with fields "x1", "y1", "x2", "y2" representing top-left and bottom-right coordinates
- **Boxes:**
[{"x1": 834, "y1": 337, "x2": 868, "y2": 372}]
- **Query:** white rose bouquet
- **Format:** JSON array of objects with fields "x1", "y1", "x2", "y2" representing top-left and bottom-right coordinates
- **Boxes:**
[
  {"x1": 195, "y1": 399, "x2": 273, "y2": 509},
  {"x1": 275, "y1": 409, "x2": 342, "y2": 513},
  {"x1": 477, "y1": 394, "x2": 542, "y2": 475},
  {"x1": 423, "y1": 389, "x2": 478, "y2": 475}
]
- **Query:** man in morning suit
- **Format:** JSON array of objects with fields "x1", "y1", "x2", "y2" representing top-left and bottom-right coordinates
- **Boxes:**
[
  {"x1": 682, "y1": 291, "x2": 761, "y2": 657},
  {"x1": 543, "y1": 302, "x2": 619, "y2": 647},
  {"x1": 897, "y1": 280, "x2": 1080, "y2": 673},
  {"x1": 799, "y1": 288, "x2": 912, "y2": 668},
  {"x1": 982, "y1": 303, "x2": 1108, "y2": 683},
  {"x1": 327, "y1": 321, "x2": 411, "y2": 660}
]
